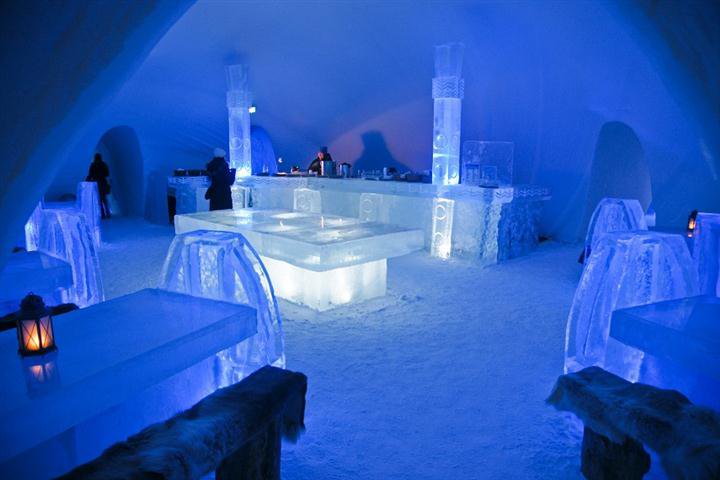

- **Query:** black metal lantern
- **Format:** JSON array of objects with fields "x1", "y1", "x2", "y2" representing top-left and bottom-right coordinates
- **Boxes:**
[{"x1": 16, "y1": 293, "x2": 57, "y2": 356}]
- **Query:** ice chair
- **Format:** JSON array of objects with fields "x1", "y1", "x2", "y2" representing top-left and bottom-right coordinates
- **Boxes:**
[
  {"x1": 293, "y1": 188, "x2": 321, "y2": 214},
  {"x1": 692, "y1": 212, "x2": 720, "y2": 296},
  {"x1": 35, "y1": 208, "x2": 105, "y2": 307},
  {"x1": 41, "y1": 182, "x2": 102, "y2": 246},
  {"x1": 159, "y1": 230, "x2": 285, "y2": 385},
  {"x1": 565, "y1": 231, "x2": 698, "y2": 381},
  {"x1": 583, "y1": 198, "x2": 647, "y2": 260}
]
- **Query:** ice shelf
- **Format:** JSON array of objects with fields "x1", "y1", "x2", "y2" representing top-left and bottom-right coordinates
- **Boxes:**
[
  {"x1": 584, "y1": 198, "x2": 647, "y2": 260},
  {"x1": 692, "y1": 212, "x2": 720, "y2": 296},
  {"x1": 611, "y1": 296, "x2": 720, "y2": 410},
  {"x1": 159, "y1": 229, "x2": 284, "y2": 375},
  {"x1": 565, "y1": 231, "x2": 698, "y2": 381},
  {"x1": 174, "y1": 209, "x2": 424, "y2": 310}
]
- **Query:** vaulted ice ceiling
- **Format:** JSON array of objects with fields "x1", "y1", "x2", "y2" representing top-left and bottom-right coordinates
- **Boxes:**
[{"x1": 2, "y1": 0, "x2": 719, "y2": 266}]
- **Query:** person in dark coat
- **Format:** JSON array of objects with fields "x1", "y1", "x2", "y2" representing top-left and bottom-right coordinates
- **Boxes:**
[
  {"x1": 308, "y1": 146, "x2": 332, "y2": 174},
  {"x1": 205, "y1": 148, "x2": 236, "y2": 211},
  {"x1": 86, "y1": 153, "x2": 111, "y2": 218}
]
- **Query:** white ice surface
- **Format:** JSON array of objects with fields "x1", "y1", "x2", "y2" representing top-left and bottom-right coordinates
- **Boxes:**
[{"x1": 92, "y1": 218, "x2": 591, "y2": 479}]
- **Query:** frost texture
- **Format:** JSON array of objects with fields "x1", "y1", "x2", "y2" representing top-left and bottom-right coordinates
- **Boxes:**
[
  {"x1": 565, "y1": 231, "x2": 698, "y2": 380},
  {"x1": 159, "y1": 229, "x2": 285, "y2": 382},
  {"x1": 692, "y1": 212, "x2": 720, "y2": 296},
  {"x1": 584, "y1": 198, "x2": 647, "y2": 259},
  {"x1": 36, "y1": 208, "x2": 104, "y2": 307}
]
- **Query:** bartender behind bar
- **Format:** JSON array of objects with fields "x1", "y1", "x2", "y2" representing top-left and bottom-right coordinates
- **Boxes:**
[{"x1": 308, "y1": 146, "x2": 333, "y2": 174}]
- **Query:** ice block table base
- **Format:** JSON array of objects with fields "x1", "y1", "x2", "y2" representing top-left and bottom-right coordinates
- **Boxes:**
[{"x1": 174, "y1": 209, "x2": 424, "y2": 310}]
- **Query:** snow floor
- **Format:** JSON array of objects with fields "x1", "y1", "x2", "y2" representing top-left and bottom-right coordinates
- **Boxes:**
[{"x1": 98, "y1": 217, "x2": 587, "y2": 479}]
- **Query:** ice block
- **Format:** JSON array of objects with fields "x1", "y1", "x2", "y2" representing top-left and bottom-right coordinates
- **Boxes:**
[{"x1": 692, "y1": 212, "x2": 720, "y2": 296}]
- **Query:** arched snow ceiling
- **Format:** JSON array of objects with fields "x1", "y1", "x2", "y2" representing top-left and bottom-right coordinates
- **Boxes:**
[{"x1": 3, "y1": 0, "x2": 718, "y2": 265}]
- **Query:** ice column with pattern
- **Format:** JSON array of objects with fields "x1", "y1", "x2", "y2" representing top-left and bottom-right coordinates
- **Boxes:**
[
  {"x1": 431, "y1": 198, "x2": 455, "y2": 259},
  {"x1": 432, "y1": 43, "x2": 464, "y2": 186},
  {"x1": 565, "y1": 231, "x2": 698, "y2": 381},
  {"x1": 693, "y1": 212, "x2": 720, "y2": 296},
  {"x1": 226, "y1": 64, "x2": 252, "y2": 178},
  {"x1": 159, "y1": 230, "x2": 285, "y2": 383},
  {"x1": 584, "y1": 198, "x2": 647, "y2": 260},
  {"x1": 36, "y1": 209, "x2": 104, "y2": 307}
]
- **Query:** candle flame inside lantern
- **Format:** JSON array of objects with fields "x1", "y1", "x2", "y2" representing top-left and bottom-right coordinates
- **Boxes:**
[{"x1": 19, "y1": 316, "x2": 54, "y2": 353}]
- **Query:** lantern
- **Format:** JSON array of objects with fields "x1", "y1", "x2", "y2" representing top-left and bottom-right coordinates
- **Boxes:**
[
  {"x1": 16, "y1": 293, "x2": 56, "y2": 356},
  {"x1": 687, "y1": 209, "x2": 699, "y2": 238}
]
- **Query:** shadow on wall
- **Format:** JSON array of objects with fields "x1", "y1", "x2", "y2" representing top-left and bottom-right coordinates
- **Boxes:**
[
  {"x1": 96, "y1": 126, "x2": 144, "y2": 217},
  {"x1": 583, "y1": 121, "x2": 653, "y2": 228},
  {"x1": 351, "y1": 131, "x2": 411, "y2": 173}
]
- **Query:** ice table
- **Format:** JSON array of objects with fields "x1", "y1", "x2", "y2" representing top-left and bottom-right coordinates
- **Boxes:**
[
  {"x1": 0, "y1": 251, "x2": 72, "y2": 316},
  {"x1": 610, "y1": 296, "x2": 720, "y2": 410},
  {"x1": 174, "y1": 209, "x2": 425, "y2": 310},
  {"x1": 0, "y1": 288, "x2": 257, "y2": 479}
]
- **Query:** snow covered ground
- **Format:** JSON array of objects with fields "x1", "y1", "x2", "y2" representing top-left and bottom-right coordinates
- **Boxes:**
[{"x1": 98, "y1": 217, "x2": 585, "y2": 479}]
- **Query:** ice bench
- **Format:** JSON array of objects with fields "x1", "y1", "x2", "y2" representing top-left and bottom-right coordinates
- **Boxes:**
[
  {"x1": 547, "y1": 366, "x2": 720, "y2": 480},
  {"x1": 59, "y1": 366, "x2": 307, "y2": 480},
  {"x1": 174, "y1": 209, "x2": 424, "y2": 310}
]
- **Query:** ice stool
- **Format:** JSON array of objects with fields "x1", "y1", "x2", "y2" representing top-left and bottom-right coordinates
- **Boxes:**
[
  {"x1": 583, "y1": 198, "x2": 647, "y2": 260},
  {"x1": 159, "y1": 230, "x2": 285, "y2": 385},
  {"x1": 36, "y1": 208, "x2": 105, "y2": 307},
  {"x1": 692, "y1": 212, "x2": 720, "y2": 297},
  {"x1": 565, "y1": 231, "x2": 698, "y2": 381},
  {"x1": 293, "y1": 188, "x2": 321, "y2": 214}
]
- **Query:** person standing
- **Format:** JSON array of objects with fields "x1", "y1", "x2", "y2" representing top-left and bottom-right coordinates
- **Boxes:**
[
  {"x1": 308, "y1": 146, "x2": 333, "y2": 174},
  {"x1": 204, "y1": 148, "x2": 236, "y2": 211},
  {"x1": 86, "y1": 153, "x2": 111, "y2": 219}
]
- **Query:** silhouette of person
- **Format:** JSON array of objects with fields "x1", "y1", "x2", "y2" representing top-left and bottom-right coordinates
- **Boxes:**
[
  {"x1": 86, "y1": 153, "x2": 111, "y2": 218},
  {"x1": 308, "y1": 146, "x2": 333, "y2": 174},
  {"x1": 204, "y1": 148, "x2": 236, "y2": 211}
]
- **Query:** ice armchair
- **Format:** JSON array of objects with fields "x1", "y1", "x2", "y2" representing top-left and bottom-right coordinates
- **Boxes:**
[
  {"x1": 583, "y1": 198, "x2": 647, "y2": 260},
  {"x1": 159, "y1": 230, "x2": 285, "y2": 383}
]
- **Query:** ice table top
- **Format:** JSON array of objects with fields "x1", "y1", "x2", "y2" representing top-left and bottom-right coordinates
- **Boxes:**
[
  {"x1": 0, "y1": 251, "x2": 72, "y2": 304},
  {"x1": 175, "y1": 209, "x2": 425, "y2": 271},
  {"x1": 0, "y1": 288, "x2": 257, "y2": 463},
  {"x1": 610, "y1": 296, "x2": 720, "y2": 381}
]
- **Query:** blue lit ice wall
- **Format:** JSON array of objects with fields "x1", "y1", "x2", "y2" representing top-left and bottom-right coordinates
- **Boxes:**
[{"x1": 6, "y1": 0, "x2": 715, "y2": 258}]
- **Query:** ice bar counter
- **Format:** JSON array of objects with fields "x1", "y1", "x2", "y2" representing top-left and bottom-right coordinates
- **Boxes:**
[{"x1": 175, "y1": 208, "x2": 425, "y2": 310}]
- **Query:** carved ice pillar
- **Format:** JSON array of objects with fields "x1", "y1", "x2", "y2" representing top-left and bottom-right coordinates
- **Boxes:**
[
  {"x1": 432, "y1": 43, "x2": 464, "y2": 186},
  {"x1": 226, "y1": 64, "x2": 252, "y2": 179}
]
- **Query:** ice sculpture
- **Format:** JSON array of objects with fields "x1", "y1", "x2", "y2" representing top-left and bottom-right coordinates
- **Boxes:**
[
  {"x1": 36, "y1": 209, "x2": 104, "y2": 307},
  {"x1": 226, "y1": 64, "x2": 252, "y2": 178},
  {"x1": 432, "y1": 43, "x2": 464, "y2": 186},
  {"x1": 461, "y1": 141, "x2": 514, "y2": 187},
  {"x1": 24, "y1": 201, "x2": 44, "y2": 251},
  {"x1": 692, "y1": 212, "x2": 720, "y2": 296},
  {"x1": 359, "y1": 193, "x2": 386, "y2": 223},
  {"x1": 77, "y1": 181, "x2": 101, "y2": 245},
  {"x1": 565, "y1": 231, "x2": 698, "y2": 381},
  {"x1": 431, "y1": 197, "x2": 455, "y2": 259},
  {"x1": 584, "y1": 198, "x2": 647, "y2": 260},
  {"x1": 293, "y1": 187, "x2": 321, "y2": 214},
  {"x1": 159, "y1": 230, "x2": 285, "y2": 379}
]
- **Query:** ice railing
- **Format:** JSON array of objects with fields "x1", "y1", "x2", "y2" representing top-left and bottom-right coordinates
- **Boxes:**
[{"x1": 159, "y1": 230, "x2": 285, "y2": 379}]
